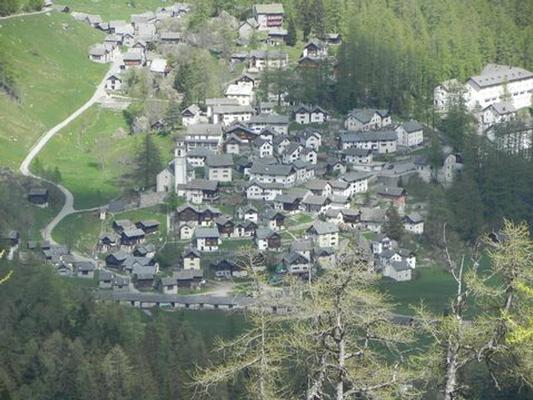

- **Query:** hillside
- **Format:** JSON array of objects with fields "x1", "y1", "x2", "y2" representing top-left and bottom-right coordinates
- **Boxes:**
[
  {"x1": 0, "y1": 12, "x2": 106, "y2": 169},
  {"x1": 61, "y1": 0, "x2": 169, "y2": 19}
]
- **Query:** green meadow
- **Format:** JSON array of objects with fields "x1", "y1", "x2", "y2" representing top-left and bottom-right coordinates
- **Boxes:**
[
  {"x1": 62, "y1": 0, "x2": 170, "y2": 20},
  {"x1": 0, "y1": 12, "x2": 106, "y2": 168}
]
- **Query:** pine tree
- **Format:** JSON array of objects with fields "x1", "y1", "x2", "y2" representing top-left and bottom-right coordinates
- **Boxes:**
[
  {"x1": 127, "y1": 134, "x2": 163, "y2": 190},
  {"x1": 164, "y1": 100, "x2": 181, "y2": 132},
  {"x1": 286, "y1": 17, "x2": 297, "y2": 46},
  {"x1": 312, "y1": 0, "x2": 326, "y2": 38},
  {"x1": 384, "y1": 203, "x2": 404, "y2": 241}
]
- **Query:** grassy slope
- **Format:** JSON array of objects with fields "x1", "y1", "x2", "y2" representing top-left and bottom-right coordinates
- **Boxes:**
[
  {"x1": 62, "y1": 0, "x2": 169, "y2": 20},
  {"x1": 0, "y1": 12, "x2": 107, "y2": 169},
  {"x1": 36, "y1": 105, "x2": 174, "y2": 209}
]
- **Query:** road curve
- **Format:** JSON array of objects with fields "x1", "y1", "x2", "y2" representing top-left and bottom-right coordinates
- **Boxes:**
[{"x1": 20, "y1": 58, "x2": 120, "y2": 244}]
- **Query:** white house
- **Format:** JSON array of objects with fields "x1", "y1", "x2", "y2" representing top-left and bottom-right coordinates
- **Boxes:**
[
  {"x1": 88, "y1": 45, "x2": 111, "y2": 63},
  {"x1": 248, "y1": 50, "x2": 289, "y2": 72},
  {"x1": 254, "y1": 137, "x2": 274, "y2": 158},
  {"x1": 341, "y1": 148, "x2": 373, "y2": 165},
  {"x1": 282, "y1": 143, "x2": 303, "y2": 164},
  {"x1": 344, "y1": 109, "x2": 392, "y2": 131},
  {"x1": 184, "y1": 124, "x2": 224, "y2": 152},
  {"x1": 205, "y1": 98, "x2": 240, "y2": 118},
  {"x1": 339, "y1": 172, "x2": 369, "y2": 196},
  {"x1": 305, "y1": 221, "x2": 339, "y2": 249},
  {"x1": 194, "y1": 227, "x2": 221, "y2": 252},
  {"x1": 302, "y1": 39, "x2": 328, "y2": 59},
  {"x1": 253, "y1": 3, "x2": 284, "y2": 31},
  {"x1": 248, "y1": 114, "x2": 289, "y2": 135},
  {"x1": 480, "y1": 102, "x2": 517, "y2": 131},
  {"x1": 181, "y1": 104, "x2": 201, "y2": 126},
  {"x1": 211, "y1": 104, "x2": 254, "y2": 125},
  {"x1": 105, "y1": 74, "x2": 122, "y2": 91},
  {"x1": 396, "y1": 120, "x2": 424, "y2": 147},
  {"x1": 403, "y1": 213, "x2": 424, "y2": 235},
  {"x1": 225, "y1": 84, "x2": 254, "y2": 106},
  {"x1": 205, "y1": 154, "x2": 234, "y2": 182},
  {"x1": 183, "y1": 247, "x2": 201, "y2": 269},
  {"x1": 339, "y1": 130, "x2": 397, "y2": 154},
  {"x1": 293, "y1": 104, "x2": 329, "y2": 125},
  {"x1": 297, "y1": 129, "x2": 322, "y2": 149},
  {"x1": 245, "y1": 181, "x2": 284, "y2": 201},
  {"x1": 248, "y1": 163, "x2": 296, "y2": 186}
]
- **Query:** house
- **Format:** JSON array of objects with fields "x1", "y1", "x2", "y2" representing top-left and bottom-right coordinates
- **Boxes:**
[
  {"x1": 98, "y1": 270, "x2": 114, "y2": 289},
  {"x1": 105, "y1": 74, "x2": 122, "y2": 91},
  {"x1": 341, "y1": 148, "x2": 373, "y2": 165},
  {"x1": 184, "y1": 124, "x2": 224, "y2": 151},
  {"x1": 329, "y1": 194, "x2": 350, "y2": 209},
  {"x1": 300, "y1": 148, "x2": 317, "y2": 164},
  {"x1": 248, "y1": 113, "x2": 290, "y2": 135},
  {"x1": 176, "y1": 204, "x2": 222, "y2": 226},
  {"x1": 113, "y1": 219, "x2": 134, "y2": 233},
  {"x1": 302, "y1": 39, "x2": 327, "y2": 59},
  {"x1": 290, "y1": 238, "x2": 314, "y2": 259},
  {"x1": 293, "y1": 104, "x2": 329, "y2": 125},
  {"x1": 403, "y1": 213, "x2": 424, "y2": 235},
  {"x1": 194, "y1": 227, "x2": 221, "y2": 252},
  {"x1": 297, "y1": 129, "x2": 322, "y2": 150},
  {"x1": 85, "y1": 14, "x2": 103, "y2": 27},
  {"x1": 135, "y1": 220, "x2": 160, "y2": 234},
  {"x1": 377, "y1": 186, "x2": 406, "y2": 209},
  {"x1": 282, "y1": 143, "x2": 303, "y2": 164},
  {"x1": 73, "y1": 262, "x2": 96, "y2": 279},
  {"x1": 323, "y1": 33, "x2": 341, "y2": 45},
  {"x1": 272, "y1": 134, "x2": 290, "y2": 153},
  {"x1": 306, "y1": 221, "x2": 339, "y2": 248},
  {"x1": 134, "y1": 244, "x2": 156, "y2": 258},
  {"x1": 224, "y1": 133, "x2": 248, "y2": 155},
  {"x1": 205, "y1": 154, "x2": 233, "y2": 182},
  {"x1": 88, "y1": 45, "x2": 111, "y2": 63},
  {"x1": 225, "y1": 84, "x2": 254, "y2": 106},
  {"x1": 254, "y1": 137, "x2": 274, "y2": 158},
  {"x1": 181, "y1": 104, "x2": 201, "y2": 126},
  {"x1": 113, "y1": 276, "x2": 130, "y2": 291},
  {"x1": 301, "y1": 194, "x2": 331, "y2": 214},
  {"x1": 273, "y1": 193, "x2": 301, "y2": 213},
  {"x1": 292, "y1": 160, "x2": 316, "y2": 183},
  {"x1": 255, "y1": 228, "x2": 281, "y2": 251},
  {"x1": 136, "y1": 22, "x2": 157, "y2": 41},
  {"x1": 175, "y1": 269, "x2": 204, "y2": 289},
  {"x1": 248, "y1": 50, "x2": 288, "y2": 72},
  {"x1": 339, "y1": 172, "x2": 369, "y2": 196},
  {"x1": 186, "y1": 147, "x2": 214, "y2": 168},
  {"x1": 160, "y1": 275, "x2": 179, "y2": 294},
  {"x1": 344, "y1": 109, "x2": 392, "y2": 131},
  {"x1": 122, "y1": 51, "x2": 144, "y2": 68},
  {"x1": 215, "y1": 215, "x2": 235, "y2": 238},
  {"x1": 178, "y1": 179, "x2": 220, "y2": 204},
  {"x1": 225, "y1": 123, "x2": 259, "y2": 143},
  {"x1": 305, "y1": 179, "x2": 332, "y2": 197},
  {"x1": 253, "y1": 3, "x2": 284, "y2": 31},
  {"x1": 434, "y1": 64, "x2": 533, "y2": 113},
  {"x1": 211, "y1": 258, "x2": 242, "y2": 278},
  {"x1": 234, "y1": 220, "x2": 257, "y2": 237},
  {"x1": 159, "y1": 31, "x2": 182, "y2": 43},
  {"x1": 179, "y1": 223, "x2": 195, "y2": 240},
  {"x1": 339, "y1": 130, "x2": 397, "y2": 154},
  {"x1": 249, "y1": 163, "x2": 296, "y2": 186},
  {"x1": 326, "y1": 158, "x2": 347, "y2": 175},
  {"x1": 283, "y1": 251, "x2": 312, "y2": 275},
  {"x1": 183, "y1": 246, "x2": 201, "y2": 270},
  {"x1": 239, "y1": 18, "x2": 259, "y2": 41},
  {"x1": 266, "y1": 27, "x2": 287, "y2": 46},
  {"x1": 120, "y1": 228, "x2": 146, "y2": 249},
  {"x1": 360, "y1": 207, "x2": 387, "y2": 232},
  {"x1": 297, "y1": 56, "x2": 322, "y2": 69},
  {"x1": 480, "y1": 102, "x2": 517, "y2": 131},
  {"x1": 237, "y1": 205, "x2": 259, "y2": 223},
  {"x1": 325, "y1": 208, "x2": 360, "y2": 228},
  {"x1": 150, "y1": 58, "x2": 169, "y2": 76},
  {"x1": 396, "y1": 120, "x2": 424, "y2": 147},
  {"x1": 246, "y1": 181, "x2": 284, "y2": 201},
  {"x1": 437, "y1": 153, "x2": 463, "y2": 185},
  {"x1": 212, "y1": 104, "x2": 254, "y2": 125},
  {"x1": 382, "y1": 260, "x2": 412, "y2": 282},
  {"x1": 105, "y1": 250, "x2": 129, "y2": 267},
  {"x1": 28, "y1": 187, "x2": 49, "y2": 206},
  {"x1": 104, "y1": 34, "x2": 123, "y2": 48},
  {"x1": 262, "y1": 208, "x2": 285, "y2": 231}
]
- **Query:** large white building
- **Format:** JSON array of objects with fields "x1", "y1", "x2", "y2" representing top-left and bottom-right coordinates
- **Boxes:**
[{"x1": 434, "y1": 64, "x2": 533, "y2": 113}]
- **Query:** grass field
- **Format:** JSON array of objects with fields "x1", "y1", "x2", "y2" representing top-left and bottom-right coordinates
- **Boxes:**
[
  {"x1": 53, "y1": 205, "x2": 168, "y2": 254},
  {"x1": 379, "y1": 267, "x2": 456, "y2": 315},
  {"x1": 36, "y1": 105, "x2": 175, "y2": 209},
  {"x1": 62, "y1": 0, "x2": 171, "y2": 19},
  {"x1": 0, "y1": 13, "x2": 107, "y2": 169}
]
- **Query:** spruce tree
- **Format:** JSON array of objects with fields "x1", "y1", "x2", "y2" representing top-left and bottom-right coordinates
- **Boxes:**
[
  {"x1": 286, "y1": 17, "x2": 297, "y2": 46},
  {"x1": 128, "y1": 134, "x2": 163, "y2": 190},
  {"x1": 384, "y1": 203, "x2": 404, "y2": 241}
]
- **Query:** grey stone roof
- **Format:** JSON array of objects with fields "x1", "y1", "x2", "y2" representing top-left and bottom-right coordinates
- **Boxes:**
[
  {"x1": 194, "y1": 227, "x2": 220, "y2": 239},
  {"x1": 256, "y1": 227, "x2": 277, "y2": 239},
  {"x1": 404, "y1": 213, "x2": 423, "y2": 224},
  {"x1": 401, "y1": 120, "x2": 424, "y2": 133},
  {"x1": 249, "y1": 50, "x2": 288, "y2": 60},
  {"x1": 340, "y1": 130, "x2": 397, "y2": 143},
  {"x1": 305, "y1": 179, "x2": 330, "y2": 191},
  {"x1": 206, "y1": 154, "x2": 234, "y2": 167},
  {"x1": 390, "y1": 260, "x2": 411, "y2": 272},
  {"x1": 308, "y1": 220, "x2": 339, "y2": 235},
  {"x1": 187, "y1": 147, "x2": 214, "y2": 157},
  {"x1": 186, "y1": 123, "x2": 223, "y2": 136},
  {"x1": 339, "y1": 171, "x2": 370, "y2": 182},
  {"x1": 254, "y1": 3, "x2": 284, "y2": 14},
  {"x1": 486, "y1": 102, "x2": 516, "y2": 115},
  {"x1": 290, "y1": 238, "x2": 313, "y2": 252},
  {"x1": 249, "y1": 163, "x2": 294, "y2": 176},
  {"x1": 249, "y1": 113, "x2": 290, "y2": 125},
  {"x1": 176, "y1": 269, "x2": 204, "y2": 280},
  {"x1": 302, "y1": 195, "x2": 329, "y2": 206},
  {"x1": 359, "y1": 207, "x2": 386, "y2": 222},
  {"x1": 213, "y1": 104, "x2": 254, "y2": 114},
  {"x1": 468, "y1": 64, "x2": 533, "y2": 89},
  {"x1": 377, "y1": 186, "x2": 405, "y2": 197},
  {"x1": 184, "y1": 179, "x2": 219, "y2": 191},
  {"x1": 183, "y1": 246, "x2": 201, "y2": 258}
]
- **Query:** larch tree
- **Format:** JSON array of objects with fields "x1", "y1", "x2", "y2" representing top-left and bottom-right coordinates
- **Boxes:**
[{"x1": 384, "y1": 203, "x2": 404, "y2": 242}]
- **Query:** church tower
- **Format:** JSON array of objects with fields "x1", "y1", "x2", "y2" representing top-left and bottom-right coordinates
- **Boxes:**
[{"x1": 173, "y1": 141, "x2": 187, "y2": 192}]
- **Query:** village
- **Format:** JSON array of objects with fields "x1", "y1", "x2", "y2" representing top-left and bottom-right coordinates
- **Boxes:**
[{"x1": 4, "y1": 1, "x2": 533, "y2": 304}]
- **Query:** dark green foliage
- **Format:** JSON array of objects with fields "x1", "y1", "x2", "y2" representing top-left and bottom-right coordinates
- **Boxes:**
[
  {"x1": 0, "y1": 55, "x2": 19, "y2": 100},
  {"x1": 286, "y1": 17, "x2": 297, "y2": 46},
  {"x1": 125, "y1": 134, "x2": 163, "y2": 190},
  {"x1": 437, "y1": 98, "x2": 475, "y2": 151},
  {"x1": 384, "y1": 203, "x2": 404, "y2": 241},
  {"x1": 0, "y1": 0, "x2": 19, "y2": 16},
  {"x1": 164, "y1": 100, "x2": 181, "y2": 132},
  {"x1": 447, "y1": 171, "x2": 484, "y2": 241}
]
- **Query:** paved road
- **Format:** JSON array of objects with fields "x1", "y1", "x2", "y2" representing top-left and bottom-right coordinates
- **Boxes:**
[{"x1": 20, "y1": 57, "x2": 122, "y2": 244}]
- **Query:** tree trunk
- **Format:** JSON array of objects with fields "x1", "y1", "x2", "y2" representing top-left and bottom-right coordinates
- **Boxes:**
[{"x1": 443, "y1": 336, "x2": 460, "y2": 400}]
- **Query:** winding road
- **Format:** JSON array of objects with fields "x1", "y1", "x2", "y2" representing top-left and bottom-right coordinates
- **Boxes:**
[{"x1": 19, "y1": 57, "x2": 122, "y2": 245}]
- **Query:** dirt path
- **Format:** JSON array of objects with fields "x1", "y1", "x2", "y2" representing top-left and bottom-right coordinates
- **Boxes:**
[
  {"x1": 0, "y1": 8, "x2": 52, "y2": 21},
  {"x1": 20, "y1": 57, "x2": 122, "y2": 245}
]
